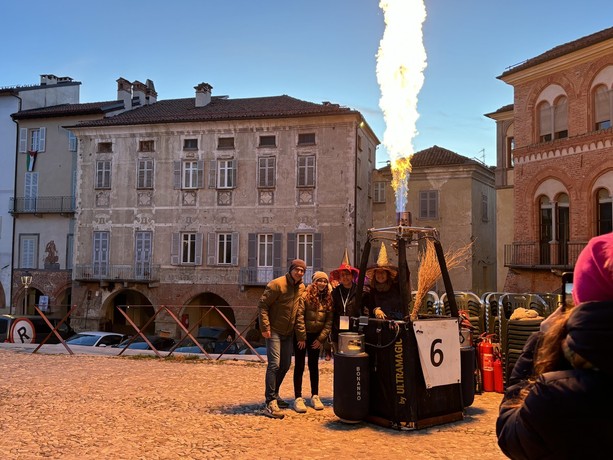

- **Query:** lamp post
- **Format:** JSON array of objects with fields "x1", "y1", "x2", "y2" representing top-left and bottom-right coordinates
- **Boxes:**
[{"x1": 20, "y1": 271, "x2": 32, "y2": 315}]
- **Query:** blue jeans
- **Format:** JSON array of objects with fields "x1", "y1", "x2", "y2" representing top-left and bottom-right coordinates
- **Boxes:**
[{"x1": 265, "y1": 331, "x2": 294, "y2": 404}]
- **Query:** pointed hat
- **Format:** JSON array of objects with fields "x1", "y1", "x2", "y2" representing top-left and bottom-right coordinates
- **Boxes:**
[
  {"x1": 329, "y1": 248, "x2": 360, "y2": 282},
  {"x1": 365, "y1": 243, "x2": 398, "y2": 280}
]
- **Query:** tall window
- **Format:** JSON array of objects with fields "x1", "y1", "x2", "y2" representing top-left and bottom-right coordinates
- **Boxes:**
[
  {"x1": 217, "y1": 233, "x2": 233, "y2": 264},
  {"x1": 373, "y1": 182, "x2": 386, "y2": 203},
  {"x1": 557, "y1": 194, "x2": 570, "y2": 265},
  {"x1": 539, "y1": 196, "x2": 553, "y2": 265},
  {"x1": 19, "y1": 127, "x2": 46, "y2": 153},
  {"x1": 95, "y1": 160, "x2": 112, "y2": 189},
  {"x1": 258, "y1": 157, "x2": 276, "y2": 188},
  {"x1": 297, "y1": 233, "x2": 314, "y2": 267},
  {"x1": 597, "y1": 188, "x2": 613, "y2": 235},
  {"x1": 419, "y1": 190, "x2": 438, "y2": 219},
  {"x1": 135, "y1": 231, "x2": 152, "y2": 278},
  {"x1": 183, "y1": 161, "x2": 199, "y2": 189},
  {"x1": 258, "y1": 234, "x2": 274, "y2": 268},
  {"x1": 538, "y1": 96, "x2": 568, "y2": 142},
  {"x1": 137, "y1": 159, "x2": 154, "y2": 189},
  {"x1": 24, "y1": 172, "x2": 38, "y2": 212},
  {"x1": 297, "y1": 155, "x2": 315, "y2": 187},
  {"x1": 19, "y1": 234, "x2": 38, "y2": 268},
  {"x1": 594, "y1": 85, "x2": 613, "y2": 130},
  {"x1": 217, "y1": 159, "x2": 236, "y2": 189},
  {"x1": 181, "y1": 233, "x2": 197, "y2": 264},
  {"x1": 93, "y1": 231, "x2": 109, "y2": 277}
]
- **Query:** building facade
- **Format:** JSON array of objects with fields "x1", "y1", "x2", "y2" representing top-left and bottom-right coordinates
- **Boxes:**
[
  {"x1": 0, "y1": 75, "x2": 81, "y2": 311},
  {"x1": 489, "y1": 26, "x2": 613, "y2": 293},
  {"x1": 372, "y1": 145, "x2": 496, "y2": 296},
  {"x1": 69, "y1": 82, "x2": 378, "y2": 335}
]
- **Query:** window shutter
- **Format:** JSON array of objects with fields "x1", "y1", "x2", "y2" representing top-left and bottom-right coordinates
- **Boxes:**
[
  {"x1": 539, "y1": 103, "x2": 552, "y2": 137},
  {"x1": 554, "y1": 97, "x2": 568, "y2": 134},
  {"x1": 273, "y1": 233, "x2": 282, "y2": 271},
  {"x1": 248, "y1": 233, "x2": 257, "y2": 268},
  {"x1": 208, "y1": 160, "x2": 217, "y2": 189},
  {"x1": 171, "y1": 233, "x2": 180, "y2": 265},
  {"x1": 173, "y1": 161, "x2": 181, "y2": 189},
  {"x1": 197, "y1": 160, "x2": 205, "y2": 189},
  {"x1": 231, "y1": 161, "x2": 237, "y2": 188},
  {"x1": 429, "y1": 191, "x2": 437, "y2": 218},
  {"x1": 207, "y1": 232, "x2": 216, "y2": 265},
  {"x1": 19, "y1": 128, "x2": 28, "y2": 153},
  {"x1": 231, "y1": 232, "x2": 239, "y2": 265},
  {"x1": 595, "y1": 86, "x2": 609, "y2": 124},
  {"x1": 313, "y1": 233, "x2": 323, "y2": 270},
  {"x1": 38, "y1": 127, "x2": 46, "y2": 152},
  {"x1": 195, "y1": 233, "x2": 203, "y2": 265},
  {"x1": 287, "y1": 233, "x2": 296, "y2": 268},
  {"x1": 68, "y1": 131, "x2": 77, "y2": 152}
]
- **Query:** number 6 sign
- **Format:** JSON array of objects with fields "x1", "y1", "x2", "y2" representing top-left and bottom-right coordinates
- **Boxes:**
[{"x1": 413, "y1": 319, "x2": 461, "y2": 388}]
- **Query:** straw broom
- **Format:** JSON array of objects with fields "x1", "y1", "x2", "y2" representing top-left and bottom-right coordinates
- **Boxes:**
[{"x1": 410, "y1": 238, "x2": 473, "y2": 321}]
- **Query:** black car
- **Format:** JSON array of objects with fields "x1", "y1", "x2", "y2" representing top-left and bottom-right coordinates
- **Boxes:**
[{"x1": 114, "y1": 335, "x2": 176, "y2": 351}]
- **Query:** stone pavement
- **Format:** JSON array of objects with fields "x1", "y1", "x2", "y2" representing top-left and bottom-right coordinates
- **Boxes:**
[{"x1": 0, "y1": 346, "x2": 507, "y2": 460}]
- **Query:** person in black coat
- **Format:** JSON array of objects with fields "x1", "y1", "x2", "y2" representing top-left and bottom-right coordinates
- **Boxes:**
[
  {"x1": 329, "y1": 253, "x2": 362, "y2": 351},
  {"x1": 497, "y1": 233, "x2": 613, "y2": 459}
]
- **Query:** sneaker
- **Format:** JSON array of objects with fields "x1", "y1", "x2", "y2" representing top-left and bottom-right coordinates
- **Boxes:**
[
  {"x1": 264, "y1": 400, "x2": 285, "y2": 419},
  {"x1": 311, "y1": 395, "x2": 324, "y2": 411},
  {"x1": 293, "y1": 397, "x2": 307, "y2": 413},
  {"x1": 276, "y1": 398, "x2": 290, "y2": 408}
]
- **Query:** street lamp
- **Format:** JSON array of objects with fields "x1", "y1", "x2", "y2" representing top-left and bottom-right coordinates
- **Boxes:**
[{"x1": 20, "y1": 271, "x2": 32, "y2": 315}]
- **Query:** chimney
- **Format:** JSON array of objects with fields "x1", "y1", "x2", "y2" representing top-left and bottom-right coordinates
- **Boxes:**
[
  {"x1": 194, "y1": 83, "x2": 213, "y2": 107},
  {"x1": 116, "y1": 77, "x2": 132, "y2": 110},
  {"x1": 145, "y1": 79, "x2": 157, "y2": 104},
  {"x1": 131, "y1": 80, "x2": 147, "y2": 107},
  {"x1": 40, "y1": 74, "x2": 58, "y2": 85}
]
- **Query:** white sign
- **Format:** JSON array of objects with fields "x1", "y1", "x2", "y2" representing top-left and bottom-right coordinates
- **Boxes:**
[
  {"x1": 413, "y1": 318, "x2": 461, "y2": 388},
  {"x1": 39, "y1": 296, "x2": 49, "y2": 311},
  {"x1": 10, "y1": 318, "x2": 36, "y2": 344}
]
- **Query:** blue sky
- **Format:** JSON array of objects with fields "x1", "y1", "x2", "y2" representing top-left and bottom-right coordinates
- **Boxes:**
[{"x1": 2, "y1": 1, "x2": 611, "y2": 166}]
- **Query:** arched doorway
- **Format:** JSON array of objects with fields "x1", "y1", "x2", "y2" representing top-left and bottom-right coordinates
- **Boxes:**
[
  {"x1": 103, "y1": 289, "x2": 154, "y2": 335},
  {"x1": 181, "y1": 292, "x2": 236, "y2": 333}
]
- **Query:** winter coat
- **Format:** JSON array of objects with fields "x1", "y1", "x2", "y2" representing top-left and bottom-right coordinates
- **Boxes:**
[
  {"x1": 331, "y1": 283, "x2": 361, "y2": 342},
  {"x1": 294, "y1": 290, "x2": 333, "y2": 343},
  {"x1": 496, "y1": 301, "x2": 613, "y2": 459},
  {"x1": 258, "y1": 273, "x2": 305, "y2": 336},
  {"x1": 364, "y1": 281, "x2": 405, "y2": 320}
]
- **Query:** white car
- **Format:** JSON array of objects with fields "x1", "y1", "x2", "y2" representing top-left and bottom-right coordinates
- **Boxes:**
[{"x1": 65, "y1": 331, "x2": 127, "y2": 347}]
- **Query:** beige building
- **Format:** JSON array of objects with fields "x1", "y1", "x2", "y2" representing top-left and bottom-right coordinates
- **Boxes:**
[
  {"x1": 10, "y1": 77, "x2": 124, "y2": 317},
  {"x1": 372, "y1": 145, "x2": 496, "y2": 296},
  {"x1": 488, "y1": 26, "x2": 613, "y2": 294},
  {"x1": 69, "y1": 81, "x2": 379, "y2": 335}
]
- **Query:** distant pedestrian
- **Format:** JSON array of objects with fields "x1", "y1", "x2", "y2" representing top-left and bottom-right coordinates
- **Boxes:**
[
  {"x1": 293, "y1": 271, "x2": 333, "y2": 413},
  {"x1": 258, "y1": 259, "x2": 306, "y2": 419}
]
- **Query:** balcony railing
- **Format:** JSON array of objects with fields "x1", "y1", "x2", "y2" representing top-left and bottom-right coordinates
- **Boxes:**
[
  {"x1": 504, "y1": 241, "x2": 587, "y2": 269},
  {"x1": 238, "y1": 267, "x2": 315, "y2": 286},
  {"x1": 74, "y1": 264, "x2": 160, "y2": 282},
  {"x1": 10, "y1": 196, "x2": 75, "y2": 214}
]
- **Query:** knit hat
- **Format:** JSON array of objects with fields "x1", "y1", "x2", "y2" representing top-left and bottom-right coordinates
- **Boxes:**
[
  {"x1": 572, "y1": 233, "x2": 613, "y2": 305},
  {"x1": 289, "y1": 259, "x2": 307, "y2": 273},
  {"x1": 365, "y1": 243, "x2": 398, "y2": 281},
  {"x1": 565, "y1": 300, "x2": 613, "y2": 374},
  {"x1": 329, "y1": 248, "x2": 359, "y2": 282},
  {"x1": 311, "y1": 271, "x2": 329, "y2": 283}
]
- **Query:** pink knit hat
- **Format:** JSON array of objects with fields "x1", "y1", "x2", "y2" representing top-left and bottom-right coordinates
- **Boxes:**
[{"x1": 572, "y1": 233, "x2": 613, "y2": 305}]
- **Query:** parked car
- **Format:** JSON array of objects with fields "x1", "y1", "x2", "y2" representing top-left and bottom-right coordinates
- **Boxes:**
[
  {"x1": 0, "y1": 314, "x2": 75, "y2": 344},
  {"x1": 65, "y1": 331, "x2": 127, "y2": 347},
  {"x1": 114, "y1": 335, "x2": 176, "y2": 351},
  {"x1": 173, "y1": 326, "x2": 238, "y2": 354}
]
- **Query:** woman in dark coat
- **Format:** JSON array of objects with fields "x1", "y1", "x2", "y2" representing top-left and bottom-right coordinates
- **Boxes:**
[{"x1": 497, "y1": 233, "x2": 613, "y2": 459}]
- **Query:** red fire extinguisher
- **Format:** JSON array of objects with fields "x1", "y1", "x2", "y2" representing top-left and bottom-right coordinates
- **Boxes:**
[
  {"x1": 493, "y1": 351, "x2": 504, "y2": 393},
  {"x1": 481, "y1": 335, "x2": 494, "y2": 392}
]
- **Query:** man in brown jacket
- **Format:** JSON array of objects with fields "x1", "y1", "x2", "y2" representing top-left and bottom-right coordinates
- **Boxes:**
[{"x1": 258, "y1": 259, "x2": 306, "y2": 419}]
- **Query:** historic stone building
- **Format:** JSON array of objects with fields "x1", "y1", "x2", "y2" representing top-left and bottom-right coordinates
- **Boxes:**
[
  {"x1": 488, "y1": 26, "x2": 613, "y2": 293},
  {"x1": 68, "y1": 81, "x2": 378, "y2": 335},
  {"x1": 10, "y1": 80, "x2": 125, "y2": 317},
  {"x1": 372, "y1": 146, "x2": 496, "y2": 296}
]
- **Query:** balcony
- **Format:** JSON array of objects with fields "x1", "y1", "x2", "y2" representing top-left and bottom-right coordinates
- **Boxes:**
[
  {"x1": 74, "y1": 264, "x2": 160, "y2": 283},
  {"x1": 504, "y1": 241, "x2": 587, "y2": 269},
  {"x1": 10, "y1": 196, "x2": 75, "y2": 215},
  {"x1": 238, "y1": 266, "x2": 314, "y2": 287}
]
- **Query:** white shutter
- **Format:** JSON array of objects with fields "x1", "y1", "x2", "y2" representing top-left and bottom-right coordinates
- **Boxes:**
[
  {"x1": 195, "y1": 233, "x2": 203, "y2": 265},
  {"x1": 68, "y1": 131, "x2": 77, "y2": 152},
  {"x1": 19, "y1": 128, "x2": 28, "y2": 153},
  {"x1": 171, "y1": 233, "x2": 180, "y2": 265},
  {"x1": 38, "y1": 127, "x2": 46, "y2": 152},
  {"x1": 231, "y1": 232, "x2": 239, "y2": 265},
  {"x1": 207, "y1": 232, "x2": 216, "y2": 265}
]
